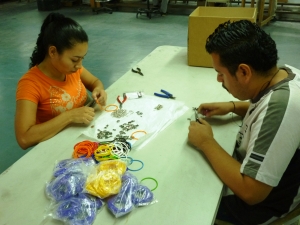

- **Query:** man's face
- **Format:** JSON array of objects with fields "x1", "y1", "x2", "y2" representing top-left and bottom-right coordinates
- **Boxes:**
[
  {"x1": 52, "y1": 42, "x2": 88, "y2": 75},
  {"x1": 211, "y1": 53, "x2": 247, "y2": 100}
]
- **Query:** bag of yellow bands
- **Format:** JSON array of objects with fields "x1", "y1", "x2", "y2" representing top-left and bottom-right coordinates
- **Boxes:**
[{"x1": 85, "y1": 160, "x2": 127, "y2": 199}]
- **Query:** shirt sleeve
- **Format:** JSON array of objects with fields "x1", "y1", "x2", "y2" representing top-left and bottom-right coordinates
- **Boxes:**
[{"x1": 16, "y1": 76, "x2": 41, "y2": 104}]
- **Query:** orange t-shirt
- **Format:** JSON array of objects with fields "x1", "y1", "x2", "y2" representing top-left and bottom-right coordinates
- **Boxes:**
[{"x1": 16, "y1": 66, "x2": 87, "y2": 124}]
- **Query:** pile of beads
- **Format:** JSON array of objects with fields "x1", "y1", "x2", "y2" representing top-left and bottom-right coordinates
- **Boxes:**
[
  {"x1": 96, "y1": 129, "x2": 113, "y2": 139},
  {"x1": 111, "y1": 109, "x2": 127, "y2": 118},
  {"x1": 154, "y1": 104, "x2": 163, "y2": 110},
  {"x1": 119, "y1": 120, "x2": 139, "y2": 132}
]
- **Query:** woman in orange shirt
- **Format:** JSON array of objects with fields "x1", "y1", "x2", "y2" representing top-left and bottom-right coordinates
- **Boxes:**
[{"x1": 15, "y1": 12, "x2": 107, "y2": 149}]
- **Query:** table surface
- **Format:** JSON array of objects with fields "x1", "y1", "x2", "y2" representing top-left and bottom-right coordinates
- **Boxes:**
[{"x1": 0, "y1": 46, "x2": 240, "y2": 225}]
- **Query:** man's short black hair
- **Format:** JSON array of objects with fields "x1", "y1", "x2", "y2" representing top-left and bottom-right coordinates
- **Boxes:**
[{"x1": 205, "y1": 20, "x2": 278, "y2": 76}]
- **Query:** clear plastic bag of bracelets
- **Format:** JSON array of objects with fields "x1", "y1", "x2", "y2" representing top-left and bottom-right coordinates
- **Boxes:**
[
  {"x1": 45, "y1": 158, "x2": 97, "y2": 202},
  {"x1": 45, "y1": 170, "x2": 87, "y2": 202},
  {"x1": 52, "y1": 157, "x2": 97, "y2": 178},
  {"x1": 84, "y1": 159, "x2": 128, "y2": 199},
  {"x1": 107, "y1": 172, "x2": 158, "y2": 218},
  {"x1": 44, "y1": 193, "x2": 105, "y2": 225}
]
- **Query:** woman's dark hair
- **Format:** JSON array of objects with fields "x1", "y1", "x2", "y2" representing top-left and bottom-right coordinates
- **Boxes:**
[
  {"x1": 29, "y1": 13, "x2": 88, "y2": 68},
  {"x1": 205, "y1": 20, "x2": 278, "y2": 76}
]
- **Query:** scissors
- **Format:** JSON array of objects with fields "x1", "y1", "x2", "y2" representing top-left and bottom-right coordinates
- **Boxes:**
[
  {"x1": 193, "y1": 107, "x2": 202, "y2": 124},
  {"x1": 117, "y1": 94, "x2": 127, "y2": 109},
  {"x1": 154, "y1": 89, "x2": 175, "y2": 99},
  {"x1": 132, "y1": 68, "x2": 143, "y2": 76}
]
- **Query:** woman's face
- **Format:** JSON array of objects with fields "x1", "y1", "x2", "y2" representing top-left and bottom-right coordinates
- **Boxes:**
[{"x1": 52, "y1": 42, "x2": 88, "y2": 75}]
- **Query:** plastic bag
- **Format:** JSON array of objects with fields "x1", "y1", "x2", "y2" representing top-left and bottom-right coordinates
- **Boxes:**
[
  {"x1": 132, "y1": 183, "x2": 154, "y2": 207},
  {"x1": 97, "y1": 159, "x2": 127, "y2": 175},
  {"x1": 85, "y1": 160, "x2": 127, "y2": 199},
  {"x1": 53, "y1": 158, "x2": 96, "y2": 177},
  {"x1": 46, "y1": 172, "x2": 86, "y2": 202},
  {"x1": 107, "y1": 172, "x2": 157, "y2": 217},
  {"x1": 48, "y1": 193, "x2": 104, "y2": 225},
  {"x1": 107, "y1": 172, "x2": 138, "y2": 217}
]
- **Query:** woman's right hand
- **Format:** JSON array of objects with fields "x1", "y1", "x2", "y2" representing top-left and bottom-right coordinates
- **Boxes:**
[
  {"x1": 67, "y1": 106, "x2": 95, "y2": 124},
  {"x1": 198, "y1": 102, "x2": 234, "y2": 118}
]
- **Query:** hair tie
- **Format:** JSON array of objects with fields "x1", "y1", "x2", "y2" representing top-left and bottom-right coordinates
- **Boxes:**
[
  {"x1": 140, "y1": 177, "x2": 158, "y2": 191},
  {"x1": 131, "y1": 130, "x2": 147, "y2": 140},
  {"x1": 104, "y1": 104, "x2": 118, "y2": 112},
  {"x1": 127, "y1": 159, "x2": 144, "y2": 171},
  {"x1": 73, "y1": 140, "x2": 98, "y2": 158}
]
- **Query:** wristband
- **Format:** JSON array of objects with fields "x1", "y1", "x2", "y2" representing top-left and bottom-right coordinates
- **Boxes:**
[{"x1": 230, "y1": 101, "x2": 235, "y2": 113}]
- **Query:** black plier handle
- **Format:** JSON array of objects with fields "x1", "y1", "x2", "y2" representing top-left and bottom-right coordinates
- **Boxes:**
[{"x1": 132, "y1": 67, "x2": 143, "y2": 76}]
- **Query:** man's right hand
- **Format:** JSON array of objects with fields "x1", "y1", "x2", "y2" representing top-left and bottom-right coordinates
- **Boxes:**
[{"x1": 198, "y1": 102, "x2": 234, "y2": 118}]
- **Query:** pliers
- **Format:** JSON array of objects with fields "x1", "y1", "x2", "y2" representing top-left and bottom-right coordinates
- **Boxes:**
[
  {"x1": 117, "y1": 94, "x2": 127, "y2": 109},
  {"x1": 193, "y1": 107, "x2": 202, "y2": 124},
  {"x1": 154, "y1": 89, "x2": 175, "y2": 99},
  {"x1": 131, "y1": 67, "x2": 143, "y2": 76},
  {"x1": 86, "y1": 99, "x2": 96, "y2": 107}
]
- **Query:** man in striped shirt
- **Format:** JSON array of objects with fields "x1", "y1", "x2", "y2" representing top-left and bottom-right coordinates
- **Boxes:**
[{"x1": 188, "y1": 20, "x2": 300, "y2": 224}]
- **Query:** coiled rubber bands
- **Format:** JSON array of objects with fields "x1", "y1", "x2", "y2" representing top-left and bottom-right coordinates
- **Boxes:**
[
  {"x1": 112, "y1": 142, "x2": 130, "y2": 158},
  {"x1": 93, "y1": 142, "x2": 131, "y2": 162},
  {"x1": 140, "y1": 177, "x2": 158, "y2": 191},
  {"x1": 73, "y1": 141, "x2": 99, "y2": 158},
  {"x1": 104, "y1": 104, "x2": 118, "y2": 112},
  {"x1": 93, "y1": 144, "x2": 116, "y2": 162},
  {"x1": 127, "y1": 159, "x2": 144, "y2": 171},
  {"x1": 131, "y1": 130, "x2": 147, "y2": 140}
]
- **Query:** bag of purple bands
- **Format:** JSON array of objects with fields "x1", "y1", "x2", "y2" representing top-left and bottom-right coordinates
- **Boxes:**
[{"x1": 47, "y1": 193, "x2": 104, "y2": 225}]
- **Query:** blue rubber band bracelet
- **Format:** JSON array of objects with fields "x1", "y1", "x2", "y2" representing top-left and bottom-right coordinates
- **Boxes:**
[{"x1": 127, "y1": 159, "x2": 144, "y2": 171}]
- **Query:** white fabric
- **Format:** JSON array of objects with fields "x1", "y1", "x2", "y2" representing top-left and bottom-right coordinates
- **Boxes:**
[{"x1": 82, "y1": 94, "x2": 189, "y2": 151}]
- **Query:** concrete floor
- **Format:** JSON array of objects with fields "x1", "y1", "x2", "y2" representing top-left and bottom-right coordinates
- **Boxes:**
[{"x1": 0, "y1": 0, "x2": 300, "y2": 174}]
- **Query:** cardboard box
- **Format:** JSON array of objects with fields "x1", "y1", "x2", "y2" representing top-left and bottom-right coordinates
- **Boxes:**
[{"x1": 188, "y1": 7, "x2": 257, "y2": 68}]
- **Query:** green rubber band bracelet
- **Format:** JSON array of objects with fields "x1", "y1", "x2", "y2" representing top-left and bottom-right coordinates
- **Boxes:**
[{"x1": 140, "y1": 177, "x2": 158, "y2": 191}]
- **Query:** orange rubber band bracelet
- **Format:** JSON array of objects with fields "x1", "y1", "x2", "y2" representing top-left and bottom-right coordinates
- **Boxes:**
[
  {"x1": 73, "y1": 140, "x2": 98, "y2": 158},
  {"x1": 104, "y1": 104, "x2": 118, "y2": 112},
  {"x1": 131, "y1": 130, "x2": 147, "y2": 140}
]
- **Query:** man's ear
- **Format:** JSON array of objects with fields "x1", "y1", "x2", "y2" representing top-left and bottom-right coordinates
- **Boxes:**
[
  {"x1": 236, "y1": 64, "x2": 252, "y2": 84},
  {"x1": 48, "y1": 46, "x2": 58, "y2": 58}
]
